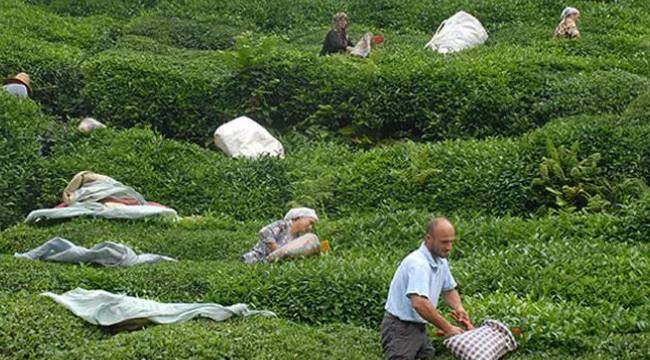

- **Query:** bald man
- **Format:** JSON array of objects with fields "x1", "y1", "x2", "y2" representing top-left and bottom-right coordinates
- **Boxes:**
[{"x1": 381, "y1": 217, "x2": 469, "y2": 359}]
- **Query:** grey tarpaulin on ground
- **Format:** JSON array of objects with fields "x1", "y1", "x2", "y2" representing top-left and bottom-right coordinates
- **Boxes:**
[
  {"x1": 42, "y1": 288, "x2": 277, "y2": 327},
  {"x1": 25, "y1": 173, "x2": 178, "y2": 223},
  {"x1": 15, "y1": 237, "x2": 176, "y2": 267}
]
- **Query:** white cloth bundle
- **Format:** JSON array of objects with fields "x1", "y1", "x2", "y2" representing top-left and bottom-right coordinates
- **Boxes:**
[{"x1": 425, "y1": 11, "x2": 488, "y2": 53}]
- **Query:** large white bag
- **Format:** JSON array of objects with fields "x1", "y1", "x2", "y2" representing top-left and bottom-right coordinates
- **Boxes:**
[
  {"x1": 213, "y1": 116, "x2": 284, "y2": 158},
  {"x1": 425, "y1": 11, "x2": 488, "y2": 54}
]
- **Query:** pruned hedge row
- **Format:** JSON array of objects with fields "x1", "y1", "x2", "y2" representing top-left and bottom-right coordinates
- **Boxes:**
[
  {"x1": 0, "y1": 291, "x2": 381, "y2": 359},
  {"x1": 0, "y1": 94, "x2": 50, "y2": 229},
  {"x1": 125, "y1": 15, "x2": 242, "y2": 50},
  {"x1": 1, "y1": 205, "x2": 648, "y2": 354},
  {"x1": 78, "y1": 43, "x2": 650, "y2": 143},
  {"x1": 2, "y1": 89, "x2": 649, "y2": 228},
  {"x1": 0, "y1": 31, "x2": 89, "y2": 118},
  {"x1": 7, "y1": 1, "x2": 650, "y2": 143},
  {"x1": 3, "y1": 198, "x2": 649, "y2": 307},
  {"x1": 38, "y1": 127, "x2": 292, "y2": 222}
]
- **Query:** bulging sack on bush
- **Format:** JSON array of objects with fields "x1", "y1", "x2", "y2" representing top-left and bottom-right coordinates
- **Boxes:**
[
  {"x1": 425, "y1": 11, "x2": 488, "y2": 54},
  {"x1": 266, "y1": 233, "x2": 321, "y2": 262},
  {"x1": 350, "y1": 32, "x2": 373, "y2": 58},
  {"x1": 78, "y1": 117, "x2": 107, "y2": 134},
  {"x1": 443, "y1": 319, "x2": 517, "y2": 360},
  {"x1": 213, "y1": 116, "x2": 284, "y2": 158}
]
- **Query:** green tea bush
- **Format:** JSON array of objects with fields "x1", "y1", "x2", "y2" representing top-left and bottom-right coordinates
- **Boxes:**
[
  {"x1": 624, "y1": 91, "x2": 650, "y2": 123},
  {"x1": 1, "y1": 206, "x2": 648, "y2": 355},
  {"x1": 79, "y1": 50, "x2": 231, "y2": 142},
  {"x1": 0, "y1": 1, "x2": 122, "y2": 51},
  {"x1": 0, "y1": 292, "x2": 380, "y2": 359},
  {"x1": 26, "y1": 0, "x2": 158, "y2": 18},
  {"x1": 77, "y1": 41, "x2": 649, "y2": 142},
  {"x1": 35, "y1": 127, "x2": 291, "y2": 221},
  {"x1": 3, "y1": 110, "x2": 648, "y2": 225},
  {"x1": 0, "y1": 31, "x2": 89, "y2": 118},
  {"x1": 0, "y1": 94, "x2": 50, "y2": 229},
  {"x1": 126, "y1": 15, "x2": 242, "y2": 50}
]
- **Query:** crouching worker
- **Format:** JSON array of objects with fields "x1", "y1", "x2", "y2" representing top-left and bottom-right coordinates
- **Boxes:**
[
  {"x1": 241, "y1": 207, "x2": 322, "y2": 264},
  {"x1": 320, "y1": 12, "x2": 381, "y2": 58},
  {"x1": 381, "y1": 217, "x2": 469, "y2": 360},
  {"x1": 2, "y1": 72, "x2": 31, "y2": 98},
  {"x1": 554, "y1": 7, "x2": 581, "y2": 39}
]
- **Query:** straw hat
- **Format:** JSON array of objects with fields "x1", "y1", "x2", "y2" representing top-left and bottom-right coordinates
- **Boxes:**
[{"x1": 3, "y1": 72, "x2": 32, "y2": 94}]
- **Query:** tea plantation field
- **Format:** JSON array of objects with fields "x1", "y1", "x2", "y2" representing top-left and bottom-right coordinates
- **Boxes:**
[{"x1": 1, "y1": 0, "x2": 649, "y2": 359}]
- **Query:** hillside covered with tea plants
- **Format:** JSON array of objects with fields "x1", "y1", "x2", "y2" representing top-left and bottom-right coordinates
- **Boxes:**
[{"x1": 1, "y1": 0, "x2": 649, "y2": 358}]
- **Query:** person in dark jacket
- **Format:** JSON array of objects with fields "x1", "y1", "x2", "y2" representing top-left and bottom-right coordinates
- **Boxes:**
[{"x1": 320, "y1": 12, "x2": 354, "y2": 55}]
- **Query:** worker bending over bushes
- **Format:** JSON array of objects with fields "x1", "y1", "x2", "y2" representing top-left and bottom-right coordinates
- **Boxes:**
[
  {"x1": 320, "y1": 12, "x2": 380, "y2": 57},
  {"x1": 241, "y1": 207, "x2": 322, "y2": 264},
  {"x1": 554, "y1": 7, "x2": 581, "y2": 39},
  {"x1": 381, "y1": 217, "x2": 470, "y2": 359},
  {"x1": 2, "y1": 72, "x2": 31, "y2": 98}
]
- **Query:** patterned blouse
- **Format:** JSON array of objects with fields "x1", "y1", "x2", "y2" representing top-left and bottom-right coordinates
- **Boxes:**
[
  {"x1": 554, "y1": 18, "x2": 580, "y2": 39},
  {"x1": 241, "y1": 220, "x2": 293, "y2": 264}
]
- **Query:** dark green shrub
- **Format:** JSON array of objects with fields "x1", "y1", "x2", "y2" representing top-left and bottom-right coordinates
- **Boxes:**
[
  {"x1": 624, "y1": 91, "x2": 650, "y2": 123},
  {"x1": 126, "y1": 15, "x2": 242, "y2": 50},
  {"x1": 80, "y1": 50, "x2": 231, "y2": 142},
  {"x1": 0, "y1": 32, "x2": 89, "y2": 118},
  {"x1": 27, "y1": 0, "x2": 159, "y2": 18},
  {"x1": 0, "y1": 94, "x2": 50, "y2": 229}
]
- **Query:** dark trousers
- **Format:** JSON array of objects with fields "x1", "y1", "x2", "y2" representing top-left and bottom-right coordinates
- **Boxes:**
[{"x1": 380, "y1": 312, "x2": 435, "y2": 360}]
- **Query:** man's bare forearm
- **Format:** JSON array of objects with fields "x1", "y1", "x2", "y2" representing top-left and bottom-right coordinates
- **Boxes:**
[
  {"x1": 410, "y1": 295, "x2": 455, "y2": 332},
  {"x1": 443, "y1": 289, "x2": 464, "y2": 311}
]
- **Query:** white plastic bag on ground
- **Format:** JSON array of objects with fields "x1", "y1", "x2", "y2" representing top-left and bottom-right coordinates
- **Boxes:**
[
  {"x1": 425, "y1": 11, "x2": 488, "y2": 54},
  {"x1": 213, "y1": 116, "x2": 284, "y2": 158}
]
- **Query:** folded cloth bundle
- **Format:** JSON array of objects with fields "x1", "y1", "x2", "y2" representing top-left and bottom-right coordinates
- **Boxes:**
[
  {"x1": 15, "y1": 237, "x2": 176, "y2": 267},
  {"x1": 25, "y1": 171, "x2": 178, "y2": 223},
  {"x1": 42, "y1": 288, "x2": 276, "y2": 329},
  {"x1": 443, "y1": 320, "x2": 518, "y2": 360}
]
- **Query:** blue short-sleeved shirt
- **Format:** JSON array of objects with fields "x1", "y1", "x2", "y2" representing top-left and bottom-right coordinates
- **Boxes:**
[
  {"x1": 384, "y1": 243, "x2": 457, "y2": 323},
  {"x1": 2, "y1": 84, "x2": 28, "y2": 97}
]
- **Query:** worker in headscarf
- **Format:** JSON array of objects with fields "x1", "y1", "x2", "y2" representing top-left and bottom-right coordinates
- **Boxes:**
[
  {"x1": 554, "y1": 7, "x2": 581, "y2": 39},
  {"x1": 241, "y1": 207, "x2": 319, "y2": 264},
  {"x1": 320, "y1": 12, "x2": 354, "y2": 55}
]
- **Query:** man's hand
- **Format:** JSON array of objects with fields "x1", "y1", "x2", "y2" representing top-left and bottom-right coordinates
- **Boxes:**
[{"x1": 444, "y1": 325, "x2": 465, "y2": 337}]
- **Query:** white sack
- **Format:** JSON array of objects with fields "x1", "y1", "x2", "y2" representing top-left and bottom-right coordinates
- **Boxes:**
[
  {"x1": 425, "y1": 11, "x2": 488, "y2": 54},
  {"x1": 42, "y1": 288, "x2": 276, "y2": 327},
  {"x1": 350, "y1": 32, "x2": 373, "y2": 58},
  {"x1": 213, "y1": 116, "x2": 284, "y2": 158}
]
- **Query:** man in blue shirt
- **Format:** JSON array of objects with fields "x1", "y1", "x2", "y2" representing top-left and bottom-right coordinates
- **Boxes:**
[{"x1": 381, "y1": 217, "x2": 469, "y2": 359}]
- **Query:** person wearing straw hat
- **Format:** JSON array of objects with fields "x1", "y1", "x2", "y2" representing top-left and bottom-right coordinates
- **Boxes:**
[
  {"x1": 241, "y1": 207, "x2": 319, "y2": 264},
  {"x1": 554, "y1": 7, "x2": 581, "y2": 39},
  {"x1": 2, "y1": 72, "x2": 32, "y2": 98},
  {"x1": 381, "y1": 217, "x2": 469, "y2": 360}
]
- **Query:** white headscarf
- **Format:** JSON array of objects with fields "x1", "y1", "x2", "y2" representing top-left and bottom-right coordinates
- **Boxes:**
[
  {"x1": 284, "y1": 207, "x2": 319, "y2": 222},
  {"x1": 561, "y1": 7, "x2": 580, "y2": 19}
]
